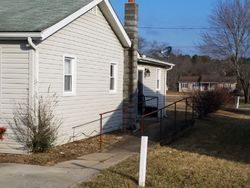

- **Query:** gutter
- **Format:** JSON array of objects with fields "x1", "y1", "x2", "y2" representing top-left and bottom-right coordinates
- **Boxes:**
[
  {"x1": 166, "y1": 65, "x2": 174, "y2": 72},
  {"x1": 27, "y1": 37, "x2": 39, "y2": 110},
  {"x1": 137, "y1": 54, "x2": 175, "y2": 67},
  {"x1": 0, "y1": 32, "x2": 41, "y2": 39}
]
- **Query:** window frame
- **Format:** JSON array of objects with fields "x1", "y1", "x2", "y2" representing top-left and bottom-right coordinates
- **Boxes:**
[
  {"x1": 109, "y1": 62, "x2": 118, "y2": 93},
  {"x1": 63, "y1": 54, "x2": 77, "y2": 96},
  {"x1": 156, "y1": 68, "x2": 161, "y2": 91},
  {"x1": 181, "y1": 83, "x2": 188, "y2": 89},
  {"x1": 193, "y1": 82, "x2": 199, "y2": 89}
]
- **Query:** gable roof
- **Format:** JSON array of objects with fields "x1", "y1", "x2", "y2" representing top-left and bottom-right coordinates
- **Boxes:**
[
  {"x1": 0, "y1": 0, "x2": 94, "y2": 32},
  {"x1": 201, "y1": 74, "x2": 237, "y2": 83},
  {"x1": 179, "y1": 74, "x2": 237, "y2": 83},
  {"x1": 179, "y1": 76, "x2": 200, "y2": 82},
  {"x1": 200, "y1": 74, "x2": 220, "y2": 83},
  {"x1": 0, "y1": 0, "x2": 131, "y2": 47}
]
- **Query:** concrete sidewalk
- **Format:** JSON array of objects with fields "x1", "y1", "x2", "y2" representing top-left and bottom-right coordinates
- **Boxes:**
[{"x1": 0, "y1": 135, "x2": 141, "y2": 188}]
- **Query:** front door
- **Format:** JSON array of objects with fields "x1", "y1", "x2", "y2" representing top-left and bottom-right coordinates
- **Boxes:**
[{"x1": 138, "y1": 70, "x2": 144, "y2": 115}]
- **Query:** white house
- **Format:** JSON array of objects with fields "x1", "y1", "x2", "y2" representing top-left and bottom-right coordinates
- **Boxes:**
[
  {"x1": 0, "y1": 0, "x2": 174, "y2": 153},
  {"x1": 178, "y1": 75, "x2": 237, "y2": 92},
  {"x1": 138, "y1": 55, "x2": 174, "y2": 113}
]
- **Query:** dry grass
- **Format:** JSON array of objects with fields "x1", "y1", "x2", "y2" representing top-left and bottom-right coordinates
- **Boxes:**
[
  {"x1": 79, "y1": 109, "x2": 250, "y2": 188},
  {"x1": 240, "y1": 102, "x2": 250, "y2": 110},
  {"x1": 0, "y1": 132, "x2": 123, "y2": 166}
]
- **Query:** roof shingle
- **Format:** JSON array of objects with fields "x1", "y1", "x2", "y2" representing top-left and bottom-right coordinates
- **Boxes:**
[{"x1": 0, "y1": 0, "x2": 94, "y2": 32}]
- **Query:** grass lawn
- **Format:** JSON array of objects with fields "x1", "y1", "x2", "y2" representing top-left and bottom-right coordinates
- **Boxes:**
[{"x1": 79, "y1": 109, "x2": 250, "y2": 188}]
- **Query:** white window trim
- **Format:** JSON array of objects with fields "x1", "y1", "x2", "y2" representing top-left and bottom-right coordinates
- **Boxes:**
[
  {"x1": 156, "y1": 68, "x2": 161, "y2": 91},
  {"x1": 63, "y1": 54, "x2": 77, "y2": 96},
  {"x1": 109, "y1": 62, "x2": 118, "y2": 93},
  {"x1": 181, "y1": 83, "x2": 188, "y2": 89}
]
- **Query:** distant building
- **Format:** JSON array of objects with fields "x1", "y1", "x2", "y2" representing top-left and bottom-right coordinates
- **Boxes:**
[{"x1": 178, "y1": 75, "x2": 237, "y2": 92}]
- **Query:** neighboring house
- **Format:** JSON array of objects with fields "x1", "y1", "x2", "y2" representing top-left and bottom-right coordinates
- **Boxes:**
[
  {"x1": 178, "y1": 76, "x2": 200, "y2": 92},
  {"x1": 0, "y1": 0, "x2": 174, "y2": 153},
  {"x1": 178, "y1": 75, "x2": 237, "y2": 92}
]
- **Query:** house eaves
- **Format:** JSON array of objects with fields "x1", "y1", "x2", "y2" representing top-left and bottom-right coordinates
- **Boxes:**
[
  {"x1": 0, "y1": 32, "x2": 42, "y2": 40},
  {"x1": 0, "y1": 0, "x2": 131, "y2": 48},
  {"x1": 138, "y1": 55, "x2": 175, "y2": 68},
  {"x1": 99, "y1": 0, "x2": 131, "y2": 48}
]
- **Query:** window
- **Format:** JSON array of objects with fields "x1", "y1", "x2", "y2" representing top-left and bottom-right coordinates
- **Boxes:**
[
  {"x1": 181, "y1": 83, "x2": 188, "y2": 88},
  {"x1": 156, "y1": 68, "x2": 161, "y2": 90},
  {"x1": 109, "y1": 63, "x2": 117, "y2": 92},
  {"x1": 63, "y1": 55, "x2": 76, "y2": 95},
  {"x1": 193, "y1": 82, "x2": 199, "y2": 89}
]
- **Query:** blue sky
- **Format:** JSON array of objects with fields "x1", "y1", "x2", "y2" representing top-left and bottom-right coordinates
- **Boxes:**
[{"x1": 110, "y1": 0, "x2": 219, "y2": 55}]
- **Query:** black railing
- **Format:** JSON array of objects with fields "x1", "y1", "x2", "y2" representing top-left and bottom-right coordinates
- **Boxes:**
[
  {"x1": 140, "y1": 97, "x2": 195, "y2": 137},
  {"x1": 138, "y1": 95, "x2": 159, "y2": 116}
]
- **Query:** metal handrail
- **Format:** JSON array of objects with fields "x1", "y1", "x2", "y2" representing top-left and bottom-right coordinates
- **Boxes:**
[
  {"x1": 98, "y1": 103, "x2": 135, "y2": 150},
  {"x1": 99, "y1": 108, "x2": 123, "y2": 116},
  {"x1": 140, "y1": 97, "x2": 194, "y2": 135},
  {"x1": 98, "y1": 95, "x2": 159, "y2": 150},
  {"x1": 72, "y1": 95, "x2": 160, "y2": 150},
  {"x1": 138, "y1": 95, "x2": 159, "y2": 105},
  {"x1": 141, "y1": 97, "x2": 192, "y2": 119}
]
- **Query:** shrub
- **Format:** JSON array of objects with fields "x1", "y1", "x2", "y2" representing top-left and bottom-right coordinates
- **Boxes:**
[
  {"x1": 193, "y1": 89, "x2": 232, "y2": 118},
  {"x1": 9, "y1": 93, "x2": 61, "y2": 153},
  {"x1": 0, "y1": 127, "x2": 6, "y2": 140}
]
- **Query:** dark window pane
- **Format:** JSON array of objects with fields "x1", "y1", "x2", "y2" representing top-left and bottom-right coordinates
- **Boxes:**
[
  {"x1": 64, "y1": 58, "x2": 72, "y2": 74},
  {"x1": 64, "y1": 75, "x2": 72, "y2": 91},
  {"x1": 110, "y1": 65, "x2": 114, "y2": 77},
  {"x1": 157, "y1": 80, "x2": 160, "y2": 89},
  {"x1": 110, "y1": 77, "x2": 115, "y2": 90}
]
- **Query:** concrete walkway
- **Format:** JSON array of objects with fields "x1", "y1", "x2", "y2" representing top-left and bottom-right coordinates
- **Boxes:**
[{"x1": 0, "y1": 135, "x2": 141, "y2": 188}]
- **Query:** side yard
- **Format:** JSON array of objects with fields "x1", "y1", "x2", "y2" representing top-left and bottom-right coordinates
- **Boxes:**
[
  {"x1": 0, "y1": 133, "x2": 123, "y2": 166},
  {"x1": 78, "y1": 109, "x2": 250, "y2": 188}
]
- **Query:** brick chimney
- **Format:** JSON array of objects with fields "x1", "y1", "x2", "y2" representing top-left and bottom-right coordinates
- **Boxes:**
[{"x1": 123, "y1": 0, "x2": 139, "y2": 128}]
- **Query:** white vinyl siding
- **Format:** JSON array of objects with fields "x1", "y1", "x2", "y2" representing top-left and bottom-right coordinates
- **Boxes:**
[
  {"x1": 37, "y1": 6, "x2": 124, "y2": 144},
  {"x1": 138, "y1": 65, "x2": 166, "y2": 111},
  {"x1": 0, "y1": 41, "x2": 30, "y2": 153}
]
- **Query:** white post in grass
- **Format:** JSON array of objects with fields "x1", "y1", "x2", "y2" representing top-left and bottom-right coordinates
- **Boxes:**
[
  {"x1": 139, "y1": 136, "x2": 148, "y2": 187},
  {"x1": 236, "y1": 96, "x2": 240, "y2": 109}
]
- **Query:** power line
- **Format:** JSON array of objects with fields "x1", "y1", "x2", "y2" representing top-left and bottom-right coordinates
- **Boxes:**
[
  {"x1": 139, "y1": 26, "x2": 210, "y2": 30},
  {"x1": 172, "y1": 46, "x2": 199, "y2": 48}
]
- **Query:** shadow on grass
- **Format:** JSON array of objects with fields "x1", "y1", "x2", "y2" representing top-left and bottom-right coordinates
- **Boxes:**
[
  {"x1": 137, "y1": 109, "x2": 195, "y2": 144},
  {"x1": 71, "y1": 162, "x2": 138, "y2": 184},
  {"x1": 161, "y1": 111, "x2": 250, "y2": 164},
  {"x1": 222, "y1": 107, "x2": 250, "y2": 115}
]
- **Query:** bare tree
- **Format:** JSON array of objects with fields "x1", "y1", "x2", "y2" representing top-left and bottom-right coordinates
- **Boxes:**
[
  {"x1": 138, "y1": 37, "x2": 171, "y2": 59},
  {"x1": 200, "y1": 0, "x2": 250, "y2": 103},
  {"x1": 9, "y1": 92, "x2": 61, "y2": 153}
]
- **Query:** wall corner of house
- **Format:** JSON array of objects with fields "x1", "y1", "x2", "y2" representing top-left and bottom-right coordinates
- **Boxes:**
[{"x1": 123, "y1": 1, "x2": 139, "y2": 128}]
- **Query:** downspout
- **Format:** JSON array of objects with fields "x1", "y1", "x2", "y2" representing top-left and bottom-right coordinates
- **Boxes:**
[
  {"x1": 165, "y1": 65, "x2": 174, "y2": 91},
  {"x1": 166, "y1": 65, "x2": 174, "y2": 72},
  {"x1": 27, "y1": 37, "x2": 39, "y2": 115},
  {"x1": 165, "y1": 65, "x2": 174, "y2": 116}
]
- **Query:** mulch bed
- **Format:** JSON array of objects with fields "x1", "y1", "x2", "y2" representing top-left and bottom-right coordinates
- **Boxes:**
[{"x1": 0, "y1": 132, "x2": 124, "y2": 166}]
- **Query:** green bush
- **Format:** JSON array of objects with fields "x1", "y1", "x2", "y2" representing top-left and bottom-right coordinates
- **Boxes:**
[
  {"x1": 193, "y1": 89, "x2": 232, "y2": 118},
  {"x1": 10, "y1": 93, "x2": 61, "y2": 153}
]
